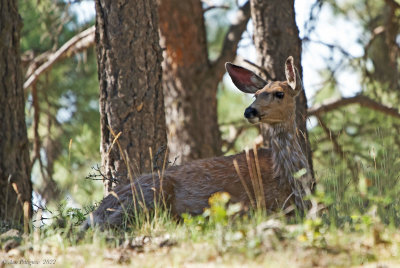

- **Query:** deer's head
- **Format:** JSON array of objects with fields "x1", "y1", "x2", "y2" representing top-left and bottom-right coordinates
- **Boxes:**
[{"x1": 226, "y1": 56, "x2": 302, "y2": 125}]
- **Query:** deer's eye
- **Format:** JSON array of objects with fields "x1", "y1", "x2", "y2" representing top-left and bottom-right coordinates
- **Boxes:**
[{"x1": 274, "y1": 91, "x2": 284, "y2": 99}]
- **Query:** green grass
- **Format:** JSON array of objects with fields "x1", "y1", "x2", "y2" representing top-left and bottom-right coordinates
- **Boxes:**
[
  {"x1": 2, "y1": 109, "x2": 400, "y2": 266},
  {"x1": 1, "y1": 186, "x2": 400, "y2": 267}
]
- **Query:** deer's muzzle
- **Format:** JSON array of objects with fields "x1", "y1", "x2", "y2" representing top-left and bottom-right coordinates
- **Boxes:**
[{"x1": 244, "y1": 107, "x2": 260, "y2": 123}]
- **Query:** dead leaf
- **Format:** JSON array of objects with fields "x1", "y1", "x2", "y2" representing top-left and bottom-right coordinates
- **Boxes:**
[{"x1": 136, "y1": 102, "x2": 144, "y2": 112}]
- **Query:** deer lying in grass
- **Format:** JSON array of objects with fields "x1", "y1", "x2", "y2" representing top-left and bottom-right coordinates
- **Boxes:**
[{"x1": 83, "y1": 56, "x2": 313, "y2": 229}]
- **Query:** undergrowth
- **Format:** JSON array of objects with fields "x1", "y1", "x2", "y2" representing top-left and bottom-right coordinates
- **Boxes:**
[
  {"x1": 1, "y1": 132, "x2": 400, "y2": 267},
  {"x1": 1, "y1": 185, "x2": 399, "y2": 267}
]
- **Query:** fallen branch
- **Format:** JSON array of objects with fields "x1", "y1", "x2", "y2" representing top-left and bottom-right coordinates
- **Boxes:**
[
  {"x1": 307, "y1": 95, "x2": 400, "y2": 119},
  {"x1": 24, "y1": 26, "x2": 95, "y2": 90}
]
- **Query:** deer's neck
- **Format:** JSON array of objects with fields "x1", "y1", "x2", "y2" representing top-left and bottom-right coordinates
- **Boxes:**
[
  {"x1": 267, "y1": 120, "x2": 311, "y2": 208},
  {"x1": 268, "y1": 120, "x2": 308, "y2": 178}
]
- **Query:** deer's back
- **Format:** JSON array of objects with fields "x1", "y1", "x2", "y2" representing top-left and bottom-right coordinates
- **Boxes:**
[
  {"x1": 163, "y1": 148, "x2": 292, "y2": 214},
  {"x1": 88, "y1": 148, "x2": 292, "y2": 227}
]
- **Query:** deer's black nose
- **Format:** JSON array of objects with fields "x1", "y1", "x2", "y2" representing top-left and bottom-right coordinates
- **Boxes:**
[{"x1": 244, "y1": 107, "x2": 258, "y2": 119}]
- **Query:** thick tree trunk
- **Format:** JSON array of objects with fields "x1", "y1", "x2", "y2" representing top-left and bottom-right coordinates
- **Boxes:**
[
  {"x1": 159, "y1": 0, "x2": 250, "y2": 164},
  {"x1": 250, "y1": 0, "x2": 314, "y2": 177},
  {"x1": 159, "y1": 0, "x2": 219, "y2": 163},
  {"x1": 370, "y1": 2, "x2": 399, "y2": 91},
  {"x1": 95, "y1": 0, "x2": 167, "y2": 194},
  {"x1": 0, "y1": 0, "x2": 32, "y2": 224}
]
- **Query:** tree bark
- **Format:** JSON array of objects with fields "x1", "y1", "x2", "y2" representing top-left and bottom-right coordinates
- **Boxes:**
[
  {"x1": 159, "y1": 0, "x2": 250, "y2": 163},
  {"x1": 250, "y1": 0, "x2": 314, "y2": 177},
  {"x1": 95, "y1": 0, "x2": 167, "y2": 194},
  {"x1": 370, "y1": 1, "x2": 399, "y2": 91},
  {"x1": 0, "y1": 0, "x2": 32, "y2": 224}
]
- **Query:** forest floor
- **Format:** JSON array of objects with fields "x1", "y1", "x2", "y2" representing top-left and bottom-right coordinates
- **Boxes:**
[{"x1": 1, "y1": 195, "x2": 400, "y2": 268}]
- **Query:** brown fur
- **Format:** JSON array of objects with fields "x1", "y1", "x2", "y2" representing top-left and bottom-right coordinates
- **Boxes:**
[
  {"x1": 252, "y1": 81, "x2": 297, "y2": 125},
  {"x1": 83, "y1": 149, "x2": 292, "y2": 228},
  {"x1": 83, "y1": 56, "x2": 313, "y2": 229}
]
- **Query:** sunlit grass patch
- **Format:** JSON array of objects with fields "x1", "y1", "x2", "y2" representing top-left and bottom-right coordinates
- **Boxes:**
[
  {"x1": 3, "y1": 120, "x2": 400, "y2": 267},
  {"x1": 1, "y1": 191, "x2": 400, "y2": 267}
]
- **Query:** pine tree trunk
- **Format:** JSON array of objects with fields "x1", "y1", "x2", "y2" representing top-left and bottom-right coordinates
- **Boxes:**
[
  {"x1": 95, "y1": 0, "x2": 167, "y2": 194},
  {"x1": 159, "y1": 0, "x2": 250, "y2": 163},
  {"x1": 158, "y1": 0, "x2": 220, "y2": 163},
  {"x1": 250, "y1": 0, "x2": 314, "y2": 176},
  {"x1": 0, "y1": 0, "x2": 32, "y2": 224}
]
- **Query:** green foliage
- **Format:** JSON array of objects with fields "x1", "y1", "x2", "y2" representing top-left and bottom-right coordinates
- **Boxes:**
[
  {"x1": 182, "y1": 192, "x2": 241, "y2": 232},
  {"x1": 204, "y1": 0, "x2": 237, "y2": 60},
  {"x1": 20, "y1": 0, "x2": 101, "y2": 208},
  {"x1": 296, "y1": 217, "x2": 327, "y2": 247},
  {"x1": 303, "y1": 0, "x2": 400, "y2": 228},
  {"x1": 47, "y1": 199, "x2": 87, "y2": 229},
  {"x1": 203, "y1": 192, "x2": 242, "y2": 225},
  {"x1": 182, "y1": 193, "x2": 278, "y2": 256},
  {"x1": 310, "y1": 111, "x2": 400, "y2": 225},
  {"x1": 218, "y1": 83, "x2": 260, "y2": 154},
  {"x1": 2, "y1": 190, "x2": 400, "y2": 266},
  {"x1": 18, "y1": 0, "x2": 400, "y2": 245},
  {"x1": 4, "y1": 0, "x2": 399, "y2": 265}
]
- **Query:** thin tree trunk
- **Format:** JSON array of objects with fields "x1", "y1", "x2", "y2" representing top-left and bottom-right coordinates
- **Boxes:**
[
  {"x1": 0, "y1": 0, "x2": 32, "y2": 224},
  {"x1": 95, "y1": 0, "x2": 167, "y2": 194},
  {"x1": 159, "y1": 0, "x2": 250, "y2": 163},
  {"x1": 250, "y1": 0, "x2": 314, "y2": 177}
]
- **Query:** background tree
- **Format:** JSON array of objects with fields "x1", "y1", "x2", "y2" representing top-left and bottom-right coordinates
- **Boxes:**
[
  {"x1": 302, "y1": 0, "x2": 400, "y2": 221},
  {"x1": 95, "y1": 0, "x2": 167, "y2": 193},
  {"x1": 158, "y1": 0, "x2": 250, "y2": 163},
  {"x1": 12, "y1": 0, "x2": 400, "y2": 226},
  {"x1": 249, "y1": 0, "x2": 314, "y2": 175},
  {"x1": 0, "y1": 0, "x2": 32, "y2": 224}
]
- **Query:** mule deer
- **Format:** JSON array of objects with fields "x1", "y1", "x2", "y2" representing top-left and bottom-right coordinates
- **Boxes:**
[{"x1": 83, "y1": 56, "x2": 313, "y2": 228}]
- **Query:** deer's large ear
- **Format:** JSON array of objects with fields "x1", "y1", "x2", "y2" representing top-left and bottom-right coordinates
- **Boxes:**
[
  {"x1": 285, "y1": 56, "x2": 300, "y2": 92},
  {"x1": 225, "y1": 62, "x2": 267, "y2": 94}
]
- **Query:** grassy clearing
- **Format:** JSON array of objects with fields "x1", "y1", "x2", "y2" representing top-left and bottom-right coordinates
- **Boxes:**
[
  {"x1": 1, "y1": 130, "x2": 400, "y2": 267},
  {"x1": 1, "y1": 189, "x2": 400, "y2": 267}
]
